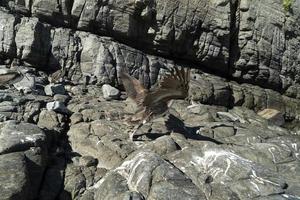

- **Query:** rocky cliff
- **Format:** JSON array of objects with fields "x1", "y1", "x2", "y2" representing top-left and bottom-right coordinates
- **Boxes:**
[{"x1": 0, "y1": 0, "x2": 300, "y2": 200}]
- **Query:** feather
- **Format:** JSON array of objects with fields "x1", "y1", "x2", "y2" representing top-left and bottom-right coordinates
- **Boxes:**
[
  {"x1": 121, "y1": 66, "x2": 190, "y2": 140},
  {"x1": 121, "y1": 66, "x2": 190, "y2": 112},
  {"x1": 143, "y1": 66, "x2": 190, "y2": 106},
  {"x1": 120, "y1": 71, "x2": 148, "y2": 107}
]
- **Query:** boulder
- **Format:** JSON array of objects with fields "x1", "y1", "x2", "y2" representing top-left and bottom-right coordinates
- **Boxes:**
[
  {"x1": 0, "y1": 120, "x2": 47, "y2": 154},
  {"x1": 44, "y1": 84, "x2": 66, "y2": 96},
  {"x1": 0, "y1": 152, "x2": 29, "y2": 200},
  {"x1": 102, "y1": 84, "x2": 120, "y2": 100}
]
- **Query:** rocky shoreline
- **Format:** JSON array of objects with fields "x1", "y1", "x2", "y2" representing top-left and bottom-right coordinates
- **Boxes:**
[{"x1": 0, "y1": 0, "x2": 300, "y2": 200}]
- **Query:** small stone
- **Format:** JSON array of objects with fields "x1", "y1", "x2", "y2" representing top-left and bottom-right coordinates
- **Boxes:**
[
  {"x1": 70, "y1": 113, "x2": 83, "y2": 125},
  {"x1": 0, "y1": 101, "x2": 17, "y2": 112},
  {"x1": 38, "y1": 110, "x2": 65, "y2": 131},
  {"x1": 46, "y1": 101, "x2": 70, "y2": 114},
  {"x1": 79, "y1": 156, "x2": 98, "y2": 167},
  {"x1": 44, "y1": 84, "x2": 66, "y2": 96},
  {"x1": 70, "y1": 85, "x2": 86, "y2": 95},
  {"x1": 257, "y1": 108, "x2": 285, "y2": 126},
  {"x1": 53, "y1": 94, "x2": 70, "y2": 103},
  {"x1": 102, "y1": 84, "x2": 120, "y2": 100},
  {"x1": 147, "y1": 27, "x2": 156, "y2": 34}
]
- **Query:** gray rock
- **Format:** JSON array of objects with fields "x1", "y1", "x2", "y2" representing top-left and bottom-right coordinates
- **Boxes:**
[
  {"x1": 0, "y1": 120, "x2": 47, "y2": 154},
  {"x1": 0, "y1": 1, "x2": 300, "y2": 199},
  {"x1": 67, "y1": 97, "x2": 126, "y2": 122},
  {"x1": 67, "y1": 120, "x2": 135, "y2": 169},
  {"x1": 24, "y1": 147, "x2": 48, "y2": 199},
  {"x1": 46, "y1": 101, "x2": 70, "y2": 114},
  {"x1": 53, "y1": 94, "x2": 70, "y2": 103},
  {"x1": 234, "y1": 0, "x2": 300, "y2": 90},
  {"x1": 44, "y1": 84, "x2": 66, "y2": 96},
  {"x1": 70, "y1": 113, "x2": 83, "y2": 125},
  {"x1": 0, "y1": 101, "x2": 17, "y2": 112},
  {"x1": 0, "y1": 1, "x2": 299, "y2": 92},
  {"x1": 189, "y1": 73, "x2": 231, "y2": 107},
  {"x1": 102, "y1": 84, "x2": 120, "y2": 100},
  {"x1": 79, "y1": 156, "x2": 98, "y2": 167},
  {"x1": 23, "y1": 101, "x2": 42, "y2": 123},
  {"x1": 38, "y1": 110, "x2": 66, "y2": 132},
  {"x1": 94, "y1": 151, "x2": 205, "y2": 200},
  {"x1": 0, "y1": 152, "x2": 29, "y2": 200},
  {"x1": 61, "y1": 162, "x2": 107, "y2": 200},
  {"x1": 15, "y1": 17, "x2": 51, "y2": 67},
  {"x1": 0, "y1": 8, "x2": 16, "y2": 57},
  {"x1": 141, "y1": 135, "x2": 178, "y2": 156},
  {"x1": 31, "y1": 0, "x2": 68, "y2": 26},
  {"x1": 39, "y1": 156, "x2": 65, "y2": 200},
  {"x1": 167, "y1": 146, "x2": 287, "y2": 199}
]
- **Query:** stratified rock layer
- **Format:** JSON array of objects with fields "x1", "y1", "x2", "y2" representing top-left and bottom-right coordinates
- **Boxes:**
[
  {"x1": 0, "y1": 0, "x2": 300, "y2": 200},
  {"x1": 0, "y1": 0, "x2": 299, "y2": 92}
]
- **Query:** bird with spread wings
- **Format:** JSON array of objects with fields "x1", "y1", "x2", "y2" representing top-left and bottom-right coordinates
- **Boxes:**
[{"x1": 120, "y1": 66, "x2": 190, "y2": 140}]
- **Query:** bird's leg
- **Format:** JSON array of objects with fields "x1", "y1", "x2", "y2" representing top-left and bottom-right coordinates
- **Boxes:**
[
  {"x1": 129, "y1": 122, "x2": 144, "y2": 141},
  {"x1": 129, "y1": 114, "x2": 151, "y2": 141}
]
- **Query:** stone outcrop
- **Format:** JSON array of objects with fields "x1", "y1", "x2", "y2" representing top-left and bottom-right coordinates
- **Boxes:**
[
  {"x1": 0, "y1": 0, "x2": 299, "y2": 92},
  {"x1": 0, "y1": 0, "x2": 300, "y2": 200}
]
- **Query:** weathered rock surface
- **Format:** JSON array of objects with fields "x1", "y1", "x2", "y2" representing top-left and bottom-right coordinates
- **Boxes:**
[
  {"x1": 0, "y1": 152, "x2": 29, "y2": 200},
  {"x1": 0, "y1": 120, "x2": 47, "y2": 154},
  {"x1": 0, "y1": 1, "x2": 299, "y2": 92},
  {"x1": 102, "y1": 84, "x2": 120, "y2": 100},
  {"x1": 0, "y1": 121, "x2": 49, "y2": 200},
  {"x1": 0, "y1": 70, "x2": 299, "y2": 200},
  {"x1": 0, "y1": 1, "x2": 300, "y2": 200}
]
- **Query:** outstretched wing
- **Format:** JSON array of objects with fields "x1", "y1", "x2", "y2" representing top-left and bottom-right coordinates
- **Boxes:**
[
  {"x1": 120, "y1": 71, "x2": 148, "y2": 106},
  {"x1": 143, "y1": 66, "x2": 190, "y2": 106}
]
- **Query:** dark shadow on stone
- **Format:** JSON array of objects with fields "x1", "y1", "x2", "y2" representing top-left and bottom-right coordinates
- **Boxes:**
[
  {"x1": 135, "y1": 114, "x2": 223, "y2": 144},
  {"x1": 24, "y1": 155, "x2": 47, "y2": 200},
  {"x1": 38, "y1": 155, "x2": 66, "y2": 200},
  {"x1": 165, "y1": 114, "x2": 223, "y2": 145},
  {"x1": 58, "y1": 190, "x2": 72, "y2": 200}
]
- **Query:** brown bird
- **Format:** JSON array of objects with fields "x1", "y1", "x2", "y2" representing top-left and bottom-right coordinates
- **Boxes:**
[
  {"x1": 48, "y1": 66, "x2": 66, "y2": 83},
  {"x1": 0, "y1": 68, "x2": 24, "y2": 86},
  {"x1": 120, "y1": 66, "x2": 190, "y2": 140}
]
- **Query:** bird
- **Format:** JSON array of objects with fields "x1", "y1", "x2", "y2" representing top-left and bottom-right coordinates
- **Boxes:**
[
  {"x1": 120, "y1": 66, "x2": 190, "y2": 140},
  {"x1": 48, "y1": 66, "x2": 66, "y2": 83},
  {"x1": 0, "y1": 68, "x2": 24, "y2": 86}
]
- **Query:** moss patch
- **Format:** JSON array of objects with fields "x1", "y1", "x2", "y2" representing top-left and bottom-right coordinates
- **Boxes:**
[{"x1": 283, "y1": 0, "x2": 293, "y2": 12}]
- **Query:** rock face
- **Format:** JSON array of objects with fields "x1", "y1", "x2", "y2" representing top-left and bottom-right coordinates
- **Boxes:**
[
  {"x1": 0, "y1": 0, "x2": 299, "y2": 93},
  {"x1": 0, "y1": 153, "x2": 29, "y2": 200},
  {"x1": 0, "y1": 121, "x2": 49, "y2": 200},
  {"x1": 0, "y1": 1, "x2": 300, "y2": 200}
]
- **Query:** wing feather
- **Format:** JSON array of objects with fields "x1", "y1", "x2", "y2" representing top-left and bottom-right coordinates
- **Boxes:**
[
  {"x1": 143, "y1": 66, "x2": 190, "y2": 106},
  {"x1": 120, "y1": 71, "x2": 148, "y2": 106}
]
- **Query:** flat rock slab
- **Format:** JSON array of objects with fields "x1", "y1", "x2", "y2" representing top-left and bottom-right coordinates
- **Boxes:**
[
  {"x1": 0, "y1": 152, "x2": 29, "y2": 200},
  {"x1": 167, "y1": 146, "x2": 288, "y2": 199},
  {"x1": 0, "y1": 120, "x2": 47, "y2": 154},
  {"x1": 68, "y1": 120, "x2": 135, "y2": 169},
  {"x1": 94, "y1": 151, "x2": 206, "y2": 200}
]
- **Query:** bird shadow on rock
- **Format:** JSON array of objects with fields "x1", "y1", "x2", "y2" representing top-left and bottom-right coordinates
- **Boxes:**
[{"x1": 140, "y1": 114, "x2": 223, "y2": 145}]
